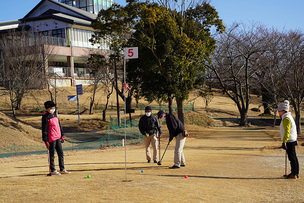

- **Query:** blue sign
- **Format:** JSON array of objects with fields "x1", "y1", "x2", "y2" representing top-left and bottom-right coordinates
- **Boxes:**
[
  {"x1": 68, "y1": 95, "x2": 77, "y2": 101},
  {"x1": 76, "y1": 84, "x2": 83, "y2": 95}
]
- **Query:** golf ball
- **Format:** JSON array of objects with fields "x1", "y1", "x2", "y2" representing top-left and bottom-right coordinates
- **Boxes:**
[
  {"x1": 184, "y1": 175, "x2": 188, "y2": 178},
  {"x1": 87, "y1": 175, "x2": 91, "y2": 178},
  {"x1": 141, "y1": 170, "x2": 144, "y2": 173}
]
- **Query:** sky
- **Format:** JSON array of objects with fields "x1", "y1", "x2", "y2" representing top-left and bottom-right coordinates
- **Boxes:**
[{"x1": 0, "y1": 0, "x2": 303, "y2": 32}]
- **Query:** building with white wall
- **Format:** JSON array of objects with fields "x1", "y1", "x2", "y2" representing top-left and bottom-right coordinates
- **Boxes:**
[{"x1": 0, "y1": 0, "x2": 113, "y2": 87}]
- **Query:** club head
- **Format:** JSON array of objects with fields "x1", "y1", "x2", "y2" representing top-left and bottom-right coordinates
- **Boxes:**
[
  {"x1": 47, "y1": 173, "x2": 52, "y2": 176},
  {"x1": 157, "y1": 161, "x2": 162, "y2": 165}
]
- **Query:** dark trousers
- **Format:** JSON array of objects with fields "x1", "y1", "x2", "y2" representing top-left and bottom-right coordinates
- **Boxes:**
[
  {"x1": 286, "y1": 141, "x2": 299, "y2": 175},
  {"x1": 49, "y1": 139, "x2": 65, "y2": 172}
]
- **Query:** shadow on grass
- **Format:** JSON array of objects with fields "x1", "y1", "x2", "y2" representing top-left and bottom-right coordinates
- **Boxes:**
[
  {"x1": 159, "y1": 174, "x2": 283, "y2": 180},
  {"x1": 1, "y1": 164, "x2": 165, "y2": 179}
]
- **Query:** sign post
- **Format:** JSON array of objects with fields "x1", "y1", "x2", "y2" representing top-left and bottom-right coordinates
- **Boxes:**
[
  {"x1": 123, "y1": 47, "x2": 138, "y2": 182},
  {"x1": 76, "y1": 84, "x2": 83, "y2": 123}
]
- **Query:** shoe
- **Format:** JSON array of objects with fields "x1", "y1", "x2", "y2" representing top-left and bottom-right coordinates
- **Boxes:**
[
  {"x1": 51, "y1": 171, "x2": 61, "y2": 175},
  {"x1": 147, "y1": 160, "x2": 151, "y2": 163},
  {"x1": 285, "y1": 173, "x2": 296, "y2": 179},
  {"x1": 297, "y1": 175, "x2": 300, "y2": 179},
  {"x1": 169, "y1": 165, "x2": 180, "y2": 169},
  {"x1": 154, "y1": 160, "x2": 157, "y2": 163},
  {"x1": 180, "y1": 164, "x2": 186, "y2": 167},
  {"x1": 60, "y1": 169, "x2": 71, "y2": 174}
]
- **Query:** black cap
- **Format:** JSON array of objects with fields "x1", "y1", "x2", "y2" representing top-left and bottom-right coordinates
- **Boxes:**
[
  {"x1": 145, "y1": 106, "x2": 152, "y2": 112},
  {"x1": 44, "y1": 101, "x2": 56, "y2": 109},
  {"x1": 157, "y1": 110, "x2": 165, "y2": 119}
]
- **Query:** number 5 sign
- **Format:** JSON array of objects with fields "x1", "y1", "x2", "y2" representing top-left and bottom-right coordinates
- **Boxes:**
[{"x1": 124, "y1": 47, "x2": 138, "y2": 59}]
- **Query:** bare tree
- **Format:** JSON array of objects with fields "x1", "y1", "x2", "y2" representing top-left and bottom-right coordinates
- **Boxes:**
[
  {"x1": 208, "y1": 23, "x2": 266, "y2": 126},
  {"x1": 254, "y1": 28, "x2": 284, "y2": 125},
  {"x1": 256, "y1": 29, "x2": 304, "y2": 133},
  {"x1": 0, "y1": 29, "x2": 53, "y2": 117},
  {"x1": 88, "y1": 54, "x2": 115, "y2": 121},
  {"x1": 278, "y1": 31, "x2": 304, "y2": 134}
]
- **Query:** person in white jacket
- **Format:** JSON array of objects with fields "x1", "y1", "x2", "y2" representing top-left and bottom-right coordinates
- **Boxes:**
[{"x1": 277, "y1": 100, "x2": 299, "y2": 179}]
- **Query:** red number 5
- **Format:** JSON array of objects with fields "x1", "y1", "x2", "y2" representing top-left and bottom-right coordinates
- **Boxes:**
[{"x1": 128, "y1": 49, "x2": 134, "y2": 57}]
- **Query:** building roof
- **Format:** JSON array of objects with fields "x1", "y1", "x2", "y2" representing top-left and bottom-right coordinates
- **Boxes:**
[{"x1": 22, "y1": 0, "x2": 97, "y2": 22}]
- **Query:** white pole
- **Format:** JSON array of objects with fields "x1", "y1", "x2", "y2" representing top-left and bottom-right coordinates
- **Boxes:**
[{"x1": 124, "y1": 57, "x2": 127, "y2": 182}]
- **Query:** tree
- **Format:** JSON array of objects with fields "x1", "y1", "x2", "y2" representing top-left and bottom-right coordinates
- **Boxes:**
[
  {"x1": 0, "y1": 29, "x2": 53, "y2": 117},
  {"x1": 126, "y1": 1, "x2": 224, "y2": 123},
  {"x1": 208, "y1": 23, "x2": 266, "y2": 126},
  {"x1": 255, "y1": 28, "x2": 304, "y2": 133},
  {"x1": 90, "y1": 3, "x2": 135, "y2": 125}
]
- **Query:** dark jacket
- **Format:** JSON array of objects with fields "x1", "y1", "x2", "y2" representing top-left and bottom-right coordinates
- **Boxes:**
[
  {"x1": 139, "y1": 114, "x2": 162, "y2": 136},
  {"x1": 42, "y1": 111, "x2": 64, "y2": 143},
  {"x1": 166, "y1": 113, "x2": 184, "y2": 142}
]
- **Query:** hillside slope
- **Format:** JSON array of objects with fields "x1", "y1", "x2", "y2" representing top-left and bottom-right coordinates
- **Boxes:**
[{"x1": 0, "y1": 112, "x2": 42, "y2": 149}]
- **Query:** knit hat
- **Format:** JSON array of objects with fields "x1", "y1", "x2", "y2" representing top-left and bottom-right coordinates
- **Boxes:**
[
  {"x1": 157, "y1": 110, "x2": 165, "y2": 119},
  {"x1": 44, "y1": 101, "x2": 56, "y2": 109},
  {"x1": 145, "y1": 106, "x2": 152, "y2": 112},
  {"x1": 276, "y1": 100, "x2": 290, "y2": 112}
]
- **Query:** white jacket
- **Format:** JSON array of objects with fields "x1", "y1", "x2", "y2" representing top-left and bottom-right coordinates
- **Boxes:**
[{"x1": 280, "y1": 112, "x2": 297, "y2": 142}]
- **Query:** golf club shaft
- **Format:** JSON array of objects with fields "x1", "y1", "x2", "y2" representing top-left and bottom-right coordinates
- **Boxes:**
[
  {"x1": 158, "y1": 135, "x2": 161, "y2": 161},
  {"x1": 159, "y1": 141, "x2": 170, "y2": 162}
]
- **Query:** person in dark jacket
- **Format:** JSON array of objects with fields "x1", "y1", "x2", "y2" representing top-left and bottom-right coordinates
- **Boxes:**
[
  {"x1": 139, "y1": 106, "x2": 162, "y2": 163},
  {"x1": 158, "y1": 110, "x2": 186, "y2": 169},
  {"x1": 42, "y1": 101, "x2": 70, "y2": 175}
]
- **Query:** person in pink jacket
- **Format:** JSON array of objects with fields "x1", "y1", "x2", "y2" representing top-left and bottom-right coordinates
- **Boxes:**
[{"x1": 42, "y1": 101, "x2": 70, "y2": 175}]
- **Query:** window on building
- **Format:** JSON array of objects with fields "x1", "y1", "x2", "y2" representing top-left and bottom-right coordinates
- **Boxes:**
[{"x1": 52, "y1": 29, "x2": 65, "y2": 38}]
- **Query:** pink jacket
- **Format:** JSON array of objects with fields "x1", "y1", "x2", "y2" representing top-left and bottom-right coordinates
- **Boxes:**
[{"x1": 42, "y1": 111, "x2": 63, "y2": 143}]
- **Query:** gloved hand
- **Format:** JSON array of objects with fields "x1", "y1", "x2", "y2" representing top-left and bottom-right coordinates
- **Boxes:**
[
  {"x1": 281, "y1": 142, "x2": 287, "y2": 150},
  {"x1": 45, "y1": 142, "x2": 50, "y2": 149},
  {"x1": 61, "y1": 137, "x2": 65, "y2": 143}
]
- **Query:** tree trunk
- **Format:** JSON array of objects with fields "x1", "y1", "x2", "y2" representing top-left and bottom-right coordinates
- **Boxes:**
[
  {"x1": 89, "y1": 84, "x2": 98, "y2": 115},
  {"x1": 114, "y1": 58, "x2": 120, "y2": 126},
  {"x1": 262, "y1": 87, "x2": 271, "y2": 115},
  {"x1": 239, "y1": 109, "x2": 248, "y2": 126},
  {"x1": 10, "y1": 98, "x2": 16, "y2": 118},
  {"x1": 15, "y1": 91, "x2": 23, "y2": 110},
  {"x1": 168, "y1": 94, "x2": 173, "y2": 114},
  {"x1": 102, "y1": 85, "x2": 114, "y2": 122},
  {"x1": 89, "y1": 97, "x2": 94, "y2": 115},
  {"x1": 176, "y1": 97, "x2": 184, "y2": 124},
  {"x1": 295, "y1": 109, "x2": 302, "y2": 134}
]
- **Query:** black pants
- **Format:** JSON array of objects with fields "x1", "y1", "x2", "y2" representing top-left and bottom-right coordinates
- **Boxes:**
[
  {"x1": 49, "y1": 139, "x2": 64, "y2": 172},
  {"x1": 286, "y1": 141, "x2": 299, "y2": 175}
]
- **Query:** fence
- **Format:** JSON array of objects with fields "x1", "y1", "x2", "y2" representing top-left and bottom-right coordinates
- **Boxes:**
[{"x1": 0, "y1": 117, "x2": 142, "y2": 158}]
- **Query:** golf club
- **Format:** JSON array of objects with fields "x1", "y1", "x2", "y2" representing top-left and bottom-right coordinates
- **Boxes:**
[
  {"x1": 47, "y1": 149, "x2": 51, "y2": 176},
  {"x1": 157, "y1": 141, "x2": 170, "y2": 165},
  {"x1": 158, "y1": 134, "x2": 161, "y2": 163}
]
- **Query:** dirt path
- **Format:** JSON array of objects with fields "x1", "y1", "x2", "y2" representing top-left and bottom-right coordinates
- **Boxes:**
[{"x1": 1, "y1": 127, "x2": 304, "y2": 202}]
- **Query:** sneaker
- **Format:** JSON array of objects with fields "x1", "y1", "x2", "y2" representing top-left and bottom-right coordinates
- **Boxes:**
[
  {"x1": 285, "y1": 173, "x2": 296, "y2": 179},
  {"x1": 147, "y1": 160, "x2": 151, "y2": 163},
  {"x1": 60, "y1": 169, "x2": 71, "y2": 174},
  {"x1": 180, "y1": 164, "x2": 186, "y2": 167},
  {"x1": 51, "y1": 171, "x2": 61, "y2": 175},
  {"x1": 154, "y1": 160, "x2": 157, "y2": 163},
  {"x1": 169, "y1": 165, "x2": 180, "y2": 169}
]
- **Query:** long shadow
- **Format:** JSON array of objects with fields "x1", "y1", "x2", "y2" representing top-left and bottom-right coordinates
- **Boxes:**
[
  {"x1": 185, "y1": 146, "x2": 262, "y2": 151},
  {"x1": 159, "y1": 174, "x2": 283, "y2": 180},
  {"x1": 1, "y1": 165, "x2": 165, "y2": 179}
]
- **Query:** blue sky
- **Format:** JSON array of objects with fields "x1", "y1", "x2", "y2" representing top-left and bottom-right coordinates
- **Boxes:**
[{"x1": 0, "y1": 0, "x2": 303, "y2": 31}]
